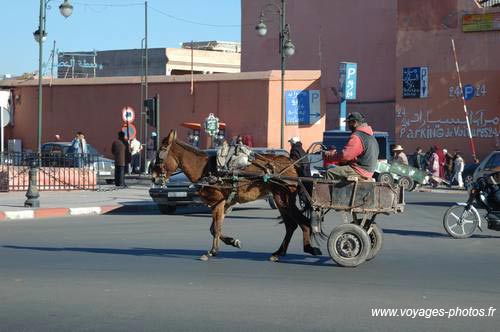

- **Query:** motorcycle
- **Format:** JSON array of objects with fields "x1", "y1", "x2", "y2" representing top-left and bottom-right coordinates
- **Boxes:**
[{"x1": 443, "y1": 171, "x2": 500, "y2": 238}]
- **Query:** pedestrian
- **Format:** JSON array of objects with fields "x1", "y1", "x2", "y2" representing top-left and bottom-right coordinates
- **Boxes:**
[
  {"x1": 452, "y1": 151, "x2": 465, "y2": 188},
  {"x1": 434, "y1": 145, "x2": 445, "y2": 178},
  {"x1": 412, "y1": 146, "x2": 425, "y2": 170},
  {"x1": 428, "y1": 146, "x2": 440, "y2": 188},
  {"x1": 129, "y1": 137, "x2": 142, "y2": 174},
  {"x1": 123, "y1": 136, "x2": 132, "y2": 175},
  {"x1": 111, "y1": 131, "x2": 127, "y2": 187},
  {"x1": 393, "y1": 145, "x2": 408, "y2": 165},
  {"x1": 444, "y1": 148, "x2": 454, "y2": 181},
  {"x1": 145, "y1": 132, "x2": 158, "y2": 175},
  {"x1": 54, "y1": 134, "x2": 61, "y2": 142},
  {"x1": 288, "y1": 136, "x2": 311, "y2": 177},
  {"x1": 70, "y1": 131, "x2": 88, "y2": 167}
]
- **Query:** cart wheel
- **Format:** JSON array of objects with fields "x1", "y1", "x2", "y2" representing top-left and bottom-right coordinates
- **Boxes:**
[
  {"x1": 366, "y1": 222, "x2": 383, "y2": 261},
  {"x1": 378, "y1": 172, "x2": 393, "y2": 185},
  {"x1": 408, "y1": 181, "x2": 418, "y2": 192},
  {"x1": 327, "y1": 224, "x2": 371, "y2": 267},
  {"x1": 443, "y1": 204, "x2": 479, "y2": 239},
  {"x1": 398, "y1": 176, "x2": 414, "y2": 191}
]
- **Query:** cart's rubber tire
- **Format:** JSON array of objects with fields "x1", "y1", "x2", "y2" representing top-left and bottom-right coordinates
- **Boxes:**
[
  {"x1": 398, "y1": 176, "x2": 414, "y2": 191},
  {"x1": 366, "y1": 222, "x2": 383, "y2": 261},
  {"x1": 378, "y1": 172, "x2": 393, "y2": 185},
  {"x1": 443, "y1": 204, "x2": 479, "y2": 239},
  {"x1": 158, "y1": 204, "x2": 177, "y2": 215},
  {"x1": 327, "y1": 224, "x2": 371, "y2": 267}
]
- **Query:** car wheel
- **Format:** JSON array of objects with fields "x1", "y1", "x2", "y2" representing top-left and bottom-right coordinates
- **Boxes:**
[
  {"x1": 463, "y1": 174, "x2": 473, "y2": 187},
  {"x1": 158, "y1": 205, "x2": 176, "y2": 215},
  {"x1": 105, "y1": 179, "x2": 114, "y2": 185}
]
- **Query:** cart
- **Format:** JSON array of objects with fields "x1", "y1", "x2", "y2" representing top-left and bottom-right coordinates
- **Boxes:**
[
  {"x1": 375, "y1": 161, "x2": 428, "y2": 191},
  {"x1": 298, "y1": 177, "x2": 405, "y2": 267}
]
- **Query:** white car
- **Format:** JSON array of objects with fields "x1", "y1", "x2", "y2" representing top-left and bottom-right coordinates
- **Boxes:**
[{"x1": 473, "y1": 150, "x2": 500, "y2": 182}]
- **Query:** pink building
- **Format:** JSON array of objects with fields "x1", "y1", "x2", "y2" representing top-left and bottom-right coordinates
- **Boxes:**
[
  {"x1": 242, "y1": 0, "x2": 500, "y2": 160},
  {"x1": 1, "y1": 71, "x2": 324, "y2": 157}
]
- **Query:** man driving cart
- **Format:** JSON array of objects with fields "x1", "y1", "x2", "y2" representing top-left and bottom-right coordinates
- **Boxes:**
[{"x1": 325, "y1": 112, "x2": 379, "y2": 181}]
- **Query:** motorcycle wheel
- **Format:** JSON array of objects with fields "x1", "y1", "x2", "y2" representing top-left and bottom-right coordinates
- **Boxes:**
[{"x1": 443, "y1": 204, "x2": 479, "y2": 239}]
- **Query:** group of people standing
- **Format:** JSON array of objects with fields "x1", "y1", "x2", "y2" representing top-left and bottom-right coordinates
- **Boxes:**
[
  {"x1": 111, "y1": 132, "x2": 158, "y2": 187},
  {"x1": 408, "y1": 145, "x2": 466, "y2": 188}
]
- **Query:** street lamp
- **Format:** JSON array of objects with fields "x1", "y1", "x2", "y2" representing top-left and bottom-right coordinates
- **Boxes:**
[
  {"x1": 33, "y1": 0, "x2": 73, "y2": 154},
  {"x1": 256, "y1": 0, "x2": 295, "y2": 149}
]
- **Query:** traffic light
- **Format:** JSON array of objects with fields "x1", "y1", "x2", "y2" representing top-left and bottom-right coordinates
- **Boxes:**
[{"x1": 144, "y1": 97, "x2": 157, "y2": 127}]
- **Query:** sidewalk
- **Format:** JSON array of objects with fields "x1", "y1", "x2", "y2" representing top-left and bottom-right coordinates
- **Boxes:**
[
  {"x1": 0, "y1": 182, "x2": 156, "y2": 221},
  {"x1": 414, "y1": 184, "x2": 469, "y2": 195}
]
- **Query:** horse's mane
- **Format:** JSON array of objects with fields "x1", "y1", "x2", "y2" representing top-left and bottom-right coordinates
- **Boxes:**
[{"x1": 174, "y1": 139, "x2": 208, "y2": 157}]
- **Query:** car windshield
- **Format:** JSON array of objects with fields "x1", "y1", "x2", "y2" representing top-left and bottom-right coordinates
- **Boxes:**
[{"x1": 485, "y1": 153, "x2": 500, "y2": 169}]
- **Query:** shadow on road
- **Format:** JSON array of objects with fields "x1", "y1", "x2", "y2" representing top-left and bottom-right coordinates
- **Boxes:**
[
  {"x1": 2, "y1": 245, "x2": 336, "y2": 267},
  {"x1": 383, "y1": 228, "x2": 500, "y2": 239}
]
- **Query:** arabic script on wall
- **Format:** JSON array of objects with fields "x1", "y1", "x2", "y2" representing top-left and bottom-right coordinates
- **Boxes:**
[{"x1": 397, "y1": 108, "x2": 499, "y2": 139}]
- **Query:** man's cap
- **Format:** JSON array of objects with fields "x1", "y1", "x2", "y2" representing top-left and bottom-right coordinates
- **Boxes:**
[
  {"x1": 345, "y1": 112, "x2": 365, "y2": 123},
  {"x1": 288, "y1": 136, "x2": 300, "y2": 144},
  {"x1": 151, "y1": 132, "x2": 157, "y2": 137},
  {"x1": 393, "y1": 144, "x2": 404, "y2": 151}
]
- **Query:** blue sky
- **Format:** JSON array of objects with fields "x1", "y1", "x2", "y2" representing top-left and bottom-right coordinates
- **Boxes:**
[{"x1": 0, "y1": 0, "x2": 241, "y2": 76}]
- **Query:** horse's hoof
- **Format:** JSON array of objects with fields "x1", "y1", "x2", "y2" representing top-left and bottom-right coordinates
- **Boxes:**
[
  {"x1": 269, "y1": 255, "x2": 279, "y2": 262},
  {"x1": 304, "y1": 245, "x2": 322, "y2": 256},
  {"x1": 233, "y1": 239, "x2": 242, "y2": 249},
  {"x1": 199, "y1": 255, "x2": 209, "y2": 261}
]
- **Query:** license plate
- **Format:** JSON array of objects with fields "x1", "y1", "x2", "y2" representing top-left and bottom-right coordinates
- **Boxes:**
[
  {"x1": 99, "y1": 171, "x2": 111, "y2": 175},
  {"x1": 168, "y1": 192, "x2": 188, "y2": 197}
]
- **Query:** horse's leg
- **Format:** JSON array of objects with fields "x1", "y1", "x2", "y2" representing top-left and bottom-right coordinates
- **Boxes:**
[
  {"x1": 200, "y1": 202, "x2": 224, "y2": 261},
  {"x1": 269, "y1": 191, "x2": 298, "y2": 262},
  {"x1": 270, "y1": 209, "x2": 298, "y2": 262},
  {"x1": 290, "y1": 203, "x2": 322, "y2": 256},
  {"x1": 220, "y1": 235, "x2": 242, "y2": 248},
  {"x1": 271, "y1": 189, "x2": 322, "y2": 259}
]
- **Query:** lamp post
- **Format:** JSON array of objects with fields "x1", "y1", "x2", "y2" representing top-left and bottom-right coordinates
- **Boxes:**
[
  {"x1": 33, "y1": 0, "x2": 73, "y2": 154},
  {"x1": 256, "y1": 0, "x2": 295, "y2": 149}
]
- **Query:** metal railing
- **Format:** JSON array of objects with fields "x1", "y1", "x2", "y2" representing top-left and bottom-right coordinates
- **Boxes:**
[{"x1": 0, "y1": 152, "x2": 114, "y2": 191}]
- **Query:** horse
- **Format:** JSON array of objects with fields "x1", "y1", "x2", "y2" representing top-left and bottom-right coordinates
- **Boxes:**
[{"x1": 151, "y1": 130, "x2": 322, "y2": 261}]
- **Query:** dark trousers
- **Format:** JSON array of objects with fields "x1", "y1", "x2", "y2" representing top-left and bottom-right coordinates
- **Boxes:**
[{"x1": 115, "y1": 166, "x2": 126, "y2": 187}]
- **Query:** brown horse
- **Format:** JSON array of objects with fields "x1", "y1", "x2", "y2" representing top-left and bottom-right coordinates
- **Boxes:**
[{"x1": 151, "y1": 130, "x2": 322, "y2": 261}]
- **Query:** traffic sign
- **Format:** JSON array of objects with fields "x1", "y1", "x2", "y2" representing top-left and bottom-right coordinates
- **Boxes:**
[
  {"x1": 204, "y1": 113, "x2": 219, "y2": 137},
  {"x1": 122, "y1": 107, "x2": 135, "y2": 123},
  {"x1": 121, "y1": 123, "x2": 137, "y2": 140},
  {"x1": 1, "y1": 107, "x2": 10, "y2": 127}
]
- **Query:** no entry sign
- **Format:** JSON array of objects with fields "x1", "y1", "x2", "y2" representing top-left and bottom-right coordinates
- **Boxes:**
[{"x1": 121, "y1": 123, "x2": 137, "y2": 140}]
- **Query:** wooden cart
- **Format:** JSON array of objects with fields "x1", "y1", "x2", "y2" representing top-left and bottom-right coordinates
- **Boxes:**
[{"x1": 300, "y1": 177, "x2": 405, "y2": 267}]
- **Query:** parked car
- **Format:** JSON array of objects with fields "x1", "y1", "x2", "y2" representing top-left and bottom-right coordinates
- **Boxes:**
[
  {"x1": 35, "y1": 142, "x2": 115, "y2": 183},
  {"x1": 473, "y1": 150, "x2": 500, "y2": 182},
  {"x1": 150, "y1": 147, "x2": 288, "y2": 214}
]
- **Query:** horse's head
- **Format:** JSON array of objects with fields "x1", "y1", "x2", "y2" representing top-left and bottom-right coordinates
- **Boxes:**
[{"x1": 151, "y1": 130, "x2": 179, "y2": 183}]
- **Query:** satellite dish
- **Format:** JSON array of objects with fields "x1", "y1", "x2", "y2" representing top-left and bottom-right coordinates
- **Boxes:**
[{"x1": 1, "y1": 107, "x2": 11, "y2": 127}]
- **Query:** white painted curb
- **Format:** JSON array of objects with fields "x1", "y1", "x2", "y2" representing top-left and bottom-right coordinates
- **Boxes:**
[{"x1": 69, "y1": 207, "x2": 102, "y2": 216}]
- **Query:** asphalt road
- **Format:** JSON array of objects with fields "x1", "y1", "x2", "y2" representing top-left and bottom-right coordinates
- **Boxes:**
[{"x1": 0, "y1": 192, "x2": 499, "y2": 332}]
